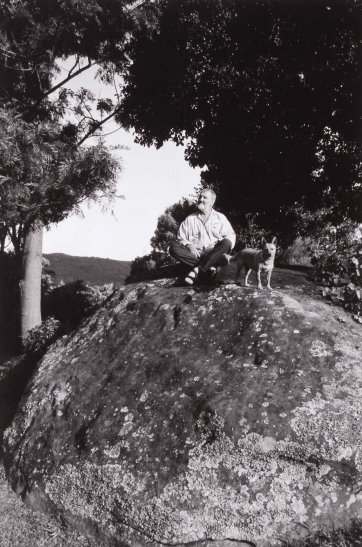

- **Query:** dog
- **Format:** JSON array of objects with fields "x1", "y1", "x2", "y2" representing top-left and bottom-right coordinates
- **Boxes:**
[{"x1": 222, "y1": 237, "x2": 277, "y2": 289}]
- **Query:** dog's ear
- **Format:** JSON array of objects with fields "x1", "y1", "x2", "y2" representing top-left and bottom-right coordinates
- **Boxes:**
[
  {"x1": 272, "y1": 237, "x2": 277, "y2": 246},
  {"x1": 260, "y1": 237, "x2": 266, "y2": 247}
]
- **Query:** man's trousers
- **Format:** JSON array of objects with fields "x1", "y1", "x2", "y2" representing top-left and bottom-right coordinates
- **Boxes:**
[{"x1": 169, "y1": 238, "x2": 232, "y2": 272}]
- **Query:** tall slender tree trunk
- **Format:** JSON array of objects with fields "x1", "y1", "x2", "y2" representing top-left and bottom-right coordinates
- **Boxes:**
[{"x1": 20, "y1": 223, "x2": 43, "y2": 342}]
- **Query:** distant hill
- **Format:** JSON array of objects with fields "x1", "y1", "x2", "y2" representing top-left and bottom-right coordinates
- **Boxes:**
[{"x1": 44, "y1": 253, "x2": 131, "y2": 286}]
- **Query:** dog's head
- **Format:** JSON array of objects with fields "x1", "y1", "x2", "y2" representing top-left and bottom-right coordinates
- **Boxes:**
[{"x1": 260, "y1": 237, "x2": 277, "y2": 260}]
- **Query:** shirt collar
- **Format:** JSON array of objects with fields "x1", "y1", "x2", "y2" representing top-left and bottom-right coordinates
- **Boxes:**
[{"x1": 197, "y1": 208, "x2": 215, "y2": 219}]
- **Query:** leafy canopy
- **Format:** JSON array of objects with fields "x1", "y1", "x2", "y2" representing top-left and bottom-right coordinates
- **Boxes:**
[
  {"x1": 0, "y1": 108, "x2": 120, "y2": 239},
  {"x1": 0, "y1": 0, "x2": 158, "y2": 247},
  {"x1": 0, "y1": 0, "x2": 159, "y2": 114},
  {"x1": 120, "y1": 0, "x2": 362, "y2": 231}
]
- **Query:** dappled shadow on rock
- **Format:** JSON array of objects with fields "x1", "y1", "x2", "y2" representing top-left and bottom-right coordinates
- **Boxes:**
[
  {"x1": 126, "y1": 263, "x2": 189, "y2": 284},
  {"x1": 0, "y1": 355, "x2": 38, "y2": 450},
  {"x1": 3, "y1": 278, "x2": 362, "y2": 546}
]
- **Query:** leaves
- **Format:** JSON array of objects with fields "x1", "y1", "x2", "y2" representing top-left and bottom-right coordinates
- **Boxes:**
[
  {"x1": 0, "y1": 108, "x2": 120, "y2": 240},
  {"x1": 120, "y1": 0, "x2": 362, "y2": 227},
  {"x1": 97, "y1": 98, "x2": 114, "y2": 115}
]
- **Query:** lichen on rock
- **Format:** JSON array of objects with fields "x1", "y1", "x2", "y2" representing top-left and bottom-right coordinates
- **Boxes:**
[{"x1": 3, "y1": 277, "x2": 362, "y2": 546}]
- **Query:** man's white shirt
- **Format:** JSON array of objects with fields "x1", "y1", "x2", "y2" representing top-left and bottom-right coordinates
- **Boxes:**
[{"x1": 177, "y1": 209, "x2": 236, "y2": 253}]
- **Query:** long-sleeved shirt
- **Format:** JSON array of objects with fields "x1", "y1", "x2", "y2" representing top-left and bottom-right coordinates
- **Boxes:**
[{"x1": 177, "y1": 209, "x2": 236, "y2": 252}]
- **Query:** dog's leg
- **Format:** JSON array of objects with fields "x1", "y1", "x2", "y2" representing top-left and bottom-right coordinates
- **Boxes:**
[
  {"x1": 244, "y1": 269, "x2": 252, "y2": 287},
  {"x1": 266, "y1": 270, "x2": 272, "y2": 290},
  {"x1": 257, "y1": 269, "x2": 262, "y2": 289}
]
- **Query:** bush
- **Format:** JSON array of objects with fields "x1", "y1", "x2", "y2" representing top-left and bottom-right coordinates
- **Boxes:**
[
  {"x1": 23, "y1": 316, "x2": 61, "y2": 355},
  {"x1": 278, "y1": 236, "x2": 312, "y2": 267},
  {"x1": 24, "y1": 281, "x2": 115, "y2": 355},
  {"x1": 129, "y1": 198, "x2": 198, "y2": 278},
  {"x1": 309, "y1": 220, "x2": 362, "y2": 285},
  {"x1": 43, "y1": 280, "x2": 107, "y2": 329},
  {"x1": 308, "y1": 219, "x2": 362, "y2": 322},
  {"x1": 129, "y1": 250, "x2": 175, "y2": 280},
  {"x1": 234, "y1": 213, "x2": 270, "y2": 252}
]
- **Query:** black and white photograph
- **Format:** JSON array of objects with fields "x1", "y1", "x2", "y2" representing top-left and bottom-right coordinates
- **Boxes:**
[{"x1": 0, "y1": 0, "x2": 361, "y2": 545}]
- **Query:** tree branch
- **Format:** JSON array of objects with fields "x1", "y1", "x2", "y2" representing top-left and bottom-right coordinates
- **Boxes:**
[
  {"x1": 42, "y1": 58, "x2": 97, "y2": 100},
  {"x1": 77, "y1": 109, "x2": 119, "y2": 146},
  {"x1": 67, "y1": 54, "x2": 81, "y2": 78}
]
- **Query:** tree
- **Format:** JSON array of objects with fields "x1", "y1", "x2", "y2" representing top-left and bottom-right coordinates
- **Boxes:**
[
  {"x1": 0, "y1": 0, "x2": 159, "y2": 341},
  {"x1": 0, "y1": 109, "x2": 119, "y2": 341},
  {"x1": 120, "y1": 0, "x2": 362, "y2": 239},
  {"x1": 151, "y1": 197, "x2": 198, "y2": 253},
  {"x1": 130, "y1": 197, "x2": 198, "y2": 277}
]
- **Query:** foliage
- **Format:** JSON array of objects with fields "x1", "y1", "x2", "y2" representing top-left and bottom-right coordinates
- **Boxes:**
[
  {"x1": 234, "y1": 213, "x2": 269, "y2": 252},
  {"x1": 151, "y1": 197, "x2": 198, "y2": 253},
  {"x1": 308, "y1": 219, "x2": 362, "y2": 322},
  {"x1": 0, "y1": 0, "x2": 162, "y2": 341},
  {"x1": 41, "y1": 273, "x2": 55, "y2": 297},
  {"x1": 0, "y1": 0, "x2": 159, "y2": 122},
  {"x1": 309, "y1": 219, "x2": 362, "y2": 285},
  {"x1": 22, "y1": 316, "x2": 61, "y2": 355},
  {"x1": 131, "y1": 196, "x2": 278, "y2": 278},
  {"x1": 0, "y1": 0, "x2": 160, "y2": 248},
  {"x1": 121, "y1": 0, "x2": 362, "y2": 233},
  {"x1": 43, "y1": 279, "x2": 108, "y2": 329},
  {"x1": 0, "y1": 108, "x2": 120, "y2": 252},
  {"x1": 0, "y1": 0, "x2": 157, "y2": 339},
  {"x1": 129, "y1": 250, "x2": 170, "y2": 278},
  {"x1": 129, "y1": 197, "x2": 198, "y2": 277},
  {"x1": 281, "y1": 204, "x2": 344, "y2": 241},
  {"x1": 0, "y1": 0, "x2": 160, "y2": 246}
]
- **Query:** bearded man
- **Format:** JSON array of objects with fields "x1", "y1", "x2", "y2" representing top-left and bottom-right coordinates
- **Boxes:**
[{"x1": 169, "y1": 188, "x2": 235, "y2": 285}]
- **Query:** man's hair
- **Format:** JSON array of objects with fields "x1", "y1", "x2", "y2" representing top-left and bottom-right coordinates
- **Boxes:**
[{"x1": 201, "y1": 187, "x2": 216, "y2": 201}]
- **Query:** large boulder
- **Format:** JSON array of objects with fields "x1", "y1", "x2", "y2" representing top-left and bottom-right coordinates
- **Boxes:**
[{"x1": 3, "y1": 272, "x2": 362, "y2": 546}]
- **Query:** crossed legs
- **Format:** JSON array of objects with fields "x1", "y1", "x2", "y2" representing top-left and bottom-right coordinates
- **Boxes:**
[{"x1": 169, "y1": 239, "x2": 232, "y2": 284}]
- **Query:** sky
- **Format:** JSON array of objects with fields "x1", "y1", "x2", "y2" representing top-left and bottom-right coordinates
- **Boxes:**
[{"x1": 42, "y1": 61, "x2": 202, "y2": 261}]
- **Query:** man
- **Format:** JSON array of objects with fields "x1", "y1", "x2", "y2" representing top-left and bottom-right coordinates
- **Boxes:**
[{"x1": 169, "y1": 188, "x2": 235, "y2": 285}]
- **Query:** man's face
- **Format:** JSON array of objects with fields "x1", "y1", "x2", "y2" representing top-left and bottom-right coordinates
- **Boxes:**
[{"x1": 197, "y1": 190, "x2": 215, "y2": 213}]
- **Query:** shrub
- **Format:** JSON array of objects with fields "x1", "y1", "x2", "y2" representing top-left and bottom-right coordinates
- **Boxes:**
[
  {"x1": 23, "y1": 316, "x2": 61, "y2": 355},
  {"x1": 234, "y1": 213, "x2": 269, "y2": 252},
  {"x1": 308, "y1": 219, "x2": 362, "y2": 322},
  {"x1": 309, "y1": 220, "x2": 362, "y2": 285},
  {"x1": 130, "y1": 197, "x2": 199, "y2": 278},
  {"x1": 129, "y1": 251, "x2": 174, "y2": 280},
  {"x1": 43, "y1": 280, "x2": 106, "y2": 329}
]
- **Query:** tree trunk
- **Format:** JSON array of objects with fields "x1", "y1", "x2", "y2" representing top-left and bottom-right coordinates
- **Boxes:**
[{"x1": 20, "y1": 223, "x2": 43, "y2": 342}]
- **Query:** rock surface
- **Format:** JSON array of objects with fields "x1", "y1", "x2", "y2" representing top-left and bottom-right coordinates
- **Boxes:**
[{"x1": 3, "y1": 270, "x2": 362, "y2": 546}]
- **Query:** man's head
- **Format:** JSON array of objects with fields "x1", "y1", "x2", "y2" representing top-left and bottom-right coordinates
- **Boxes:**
[{"x1": 197, "y1": 188, "x2": 216, "y2": 214}]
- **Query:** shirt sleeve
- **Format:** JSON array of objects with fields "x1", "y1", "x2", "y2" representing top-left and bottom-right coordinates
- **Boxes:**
[
  {"x1": 177, "y1": 216, "x2": 194, "y2": 246},
  {"x1": 219, "y1": 213, "x2": 236, "y2": 249}
]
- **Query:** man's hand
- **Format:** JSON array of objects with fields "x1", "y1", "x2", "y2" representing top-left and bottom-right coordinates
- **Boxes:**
[{"x1": 187, "y1": 244, "x2": 201, "y2": 258}]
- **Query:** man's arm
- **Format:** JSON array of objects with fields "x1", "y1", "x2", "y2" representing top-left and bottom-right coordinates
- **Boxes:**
[
  {"x1": 177, "y1": 216, "x2": 201, "y2": 258},
  {"x1": 219, "y1": 214, "x2": 236, "y2": 249},
  {"x1": 177, "y1": 217, "x2": 193, "y2": 246}
]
